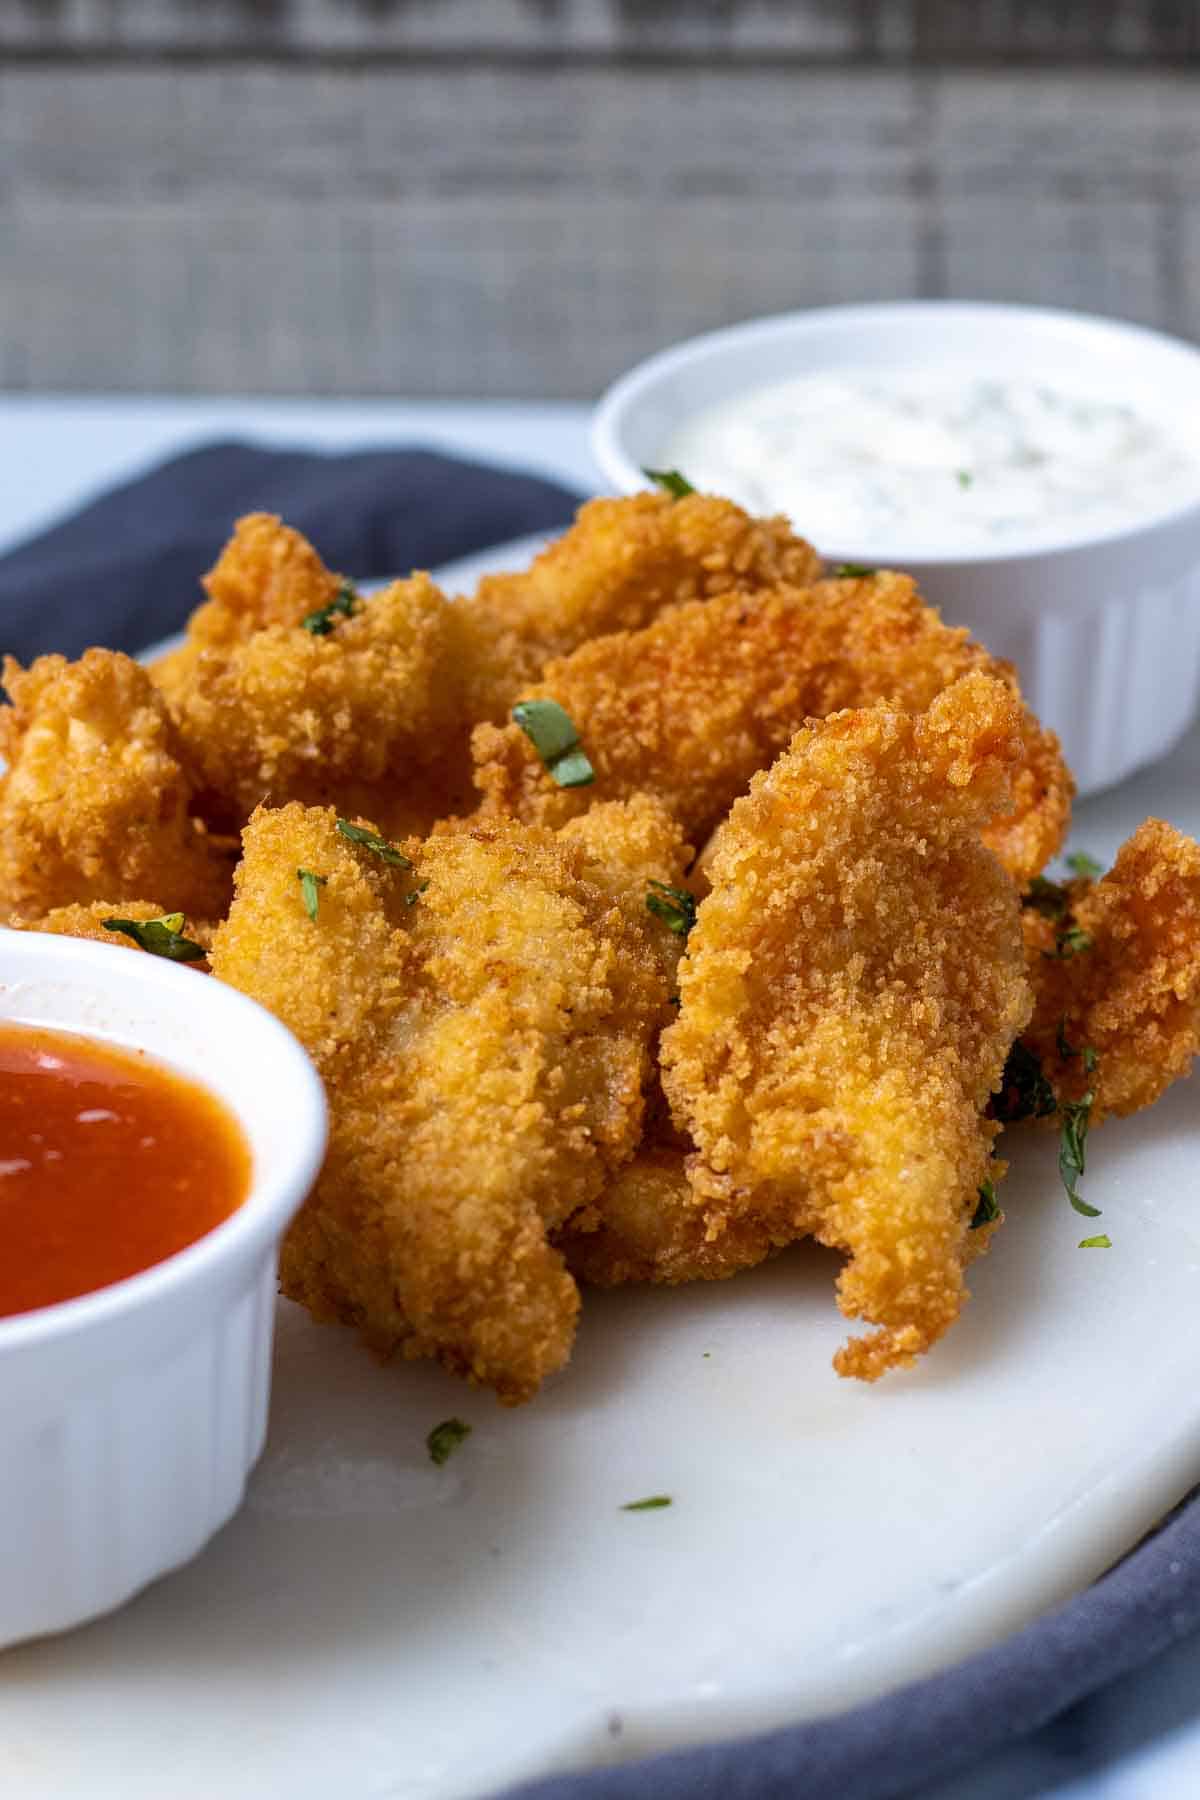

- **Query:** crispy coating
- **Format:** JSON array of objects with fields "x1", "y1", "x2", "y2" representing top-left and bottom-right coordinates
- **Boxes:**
[
  {"x1": 470, "y1": 572, "x2": 1070, "y2": 882},
  {"x1": 161, "y1": 571, "x2": 468, "y2": 833},
  {"x1": 209, "y1": 802, "x2": 679, "y2": 1402},
  {"x1": 1021, "y1": 820, "x2": 1200, "y2": 1121},
  {"x1": 4, "y1": 898, "x2": 214, "y2": 955},
  {"x1": 557, "y1": 1144, "x2": 787, "y2": 1287},
  {"x1": 452, "y1": 490, "x2": 821, "y2": 724},
  {"x1": 557, "y1": 794, "x2": 694, "y2": 988},
  {"x1": 660, "y1": 673, "x2": 1032, "y2": 1381},
  {"x1": 154, "y1": 512, "x2": 345, "y2": 703},
  {"x1": 0, "y1": 650, "x2": 235, "y2": 922}
]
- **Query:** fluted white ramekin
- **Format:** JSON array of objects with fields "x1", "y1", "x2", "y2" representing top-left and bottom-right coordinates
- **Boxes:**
[
  {"x1": 592, "y1": 302, "x2": 1200, "y2": 796},
  {"x1": 0, "y1": 931, "x2": 327, "y2": 1649}
]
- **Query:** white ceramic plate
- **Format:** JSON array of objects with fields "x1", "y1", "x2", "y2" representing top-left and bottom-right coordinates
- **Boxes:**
[{"x1": 5, "y1": 548, "x2": 1200, "y2": 1800}]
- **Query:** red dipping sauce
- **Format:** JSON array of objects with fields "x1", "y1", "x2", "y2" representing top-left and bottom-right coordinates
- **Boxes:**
[{"x1": 0, "y1": 1023, "x2": 251, "y2": 1318}]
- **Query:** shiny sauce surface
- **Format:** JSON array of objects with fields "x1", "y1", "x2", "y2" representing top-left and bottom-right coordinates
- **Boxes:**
[{"x1": 0, "y1": 1024, "x2": 250, "y2": 1318}]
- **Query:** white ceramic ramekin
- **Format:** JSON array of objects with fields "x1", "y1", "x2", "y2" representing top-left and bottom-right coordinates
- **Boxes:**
[
  {"x1": 592, "y1": 302, "x2": 1200, "y2": 796},
  {"x1": 0, "y1": 931, "x2": 327, "y2": 1649}
]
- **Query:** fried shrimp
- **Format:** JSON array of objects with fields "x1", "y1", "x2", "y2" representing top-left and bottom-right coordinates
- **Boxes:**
[
  {"x1": 210, "y1": 801, "x2": 678, "y2": 1402},
  {"x1": 0, "y1": 650, "x2": 234, "y2": 922},
  {"x1": 153, "y1": 512, "x2": 346, "y2": 703},
  {"x1": 660, "y1": 672, "x2": 1033, "y2": 1381},
  {"x1": 1021, "y1": 819, "x2": 1200, "y2": 1121},
  {"x1": 452, "y1": 490, "x2": 822, "y2": 723},
  {"x1": 161, "y1": 571, "x2": 468, "y2": 834},
  {"x1": 470, "y1": 571, "x2": 1070, "y2": 882}
]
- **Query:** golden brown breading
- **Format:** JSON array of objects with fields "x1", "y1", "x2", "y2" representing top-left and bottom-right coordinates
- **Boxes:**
[
  {"x1": 1021, "y1": 819, "x2": 1200, "y2": 1121},
  {"x1": 557, "y1": 1144, "x2": 787, "y2": 1288},
  {"x1": 160, "y1": 572, "x2": 469, "y2": 834},
  {"x1": 470, "y1": 571, "x2": 1070, "y2": 883},
  {"x1": 153, "y1": 512, "x2": 345, "y2": 704},
  {"x1": 0, "y1": 650, "x2": 235, "y2": 922},
  {"x1": 451, "y1": 490, "x2": 822, "y2": 724},
  {"x1": 557, "y1": 794, "x2": 695, "y2": 987},
  {"x1": 5, "y1": 899, "x2": 214, "y2": 955},
  {"x1": 660, "y1": 673, "x2": 1032, "y2": 1381},
  {"x1": 209, "y1": 801, "x2": 679, "y2": 1403}
]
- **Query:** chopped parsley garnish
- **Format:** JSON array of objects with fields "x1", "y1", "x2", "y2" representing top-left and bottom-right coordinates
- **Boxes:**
[
  {"x1": 621, "y1": 1495, "x2": 672, "y2": 1512},
  {"x1": 970, "y1": 1179, "x2": 1001, "y2": 1230},
  {"x1": 1059, "y1": 1074, "x2": 1099, "y2": 1218},
  {"x1": 512, "y1": 700, "x2": 595, "y2": 789},
  {"x1": 645, "y1": 880, "x2": 697, "y2": 938},
  {"x1": 336, "y1": 818, "x2": 412, "y2": 868},
  {"x1": 102, "y1": 913, "x2": 206, "y2": 963},
  {"x1": 404, "y1": 881, "x2": 430, "y2": 908},
  {"x1": 956, "y1": 469, "x2": 973, "y2": 489},
  {"x1": 297, "y1": 868, "x2": 327, "y2": 921},
  {"x1": 833, "y1": 562, "x2": 877, "y2": 578},
  {"x1": 1023, "y1": 875, "x2": 1070, "y2": 921},
  {"x1": 301, "y1": 581, "x2": 359, "y2": 636},
  {"x1": 1066, "y1": 850, "x2": 1104, "y2": 880},
  {"x1": 1079, "y1": 1233, "x2": 1112, "y2": 1249},
  {"x1": 642, "y1": 468, "x2": 696, "y2": 499},
  {"x1": 1056, "y1": 1016, "x2": 1077, "y2": 1061},
  {"x1": 426, "y1": 1418, "x2": 471, "y2": 1466},
  {"x1": 1044, "y1": 925, "x2": 1094, "y2": 961},
  {"x1": 992, "y1": 1040, "x2": 1056, "y2": 1124}
]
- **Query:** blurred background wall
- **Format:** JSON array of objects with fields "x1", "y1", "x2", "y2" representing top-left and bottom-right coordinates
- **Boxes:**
[{"x1": 2, "y1": 1, "x2": 1197, "y2": 397}]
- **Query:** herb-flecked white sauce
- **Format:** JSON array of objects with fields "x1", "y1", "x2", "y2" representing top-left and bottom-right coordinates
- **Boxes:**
[{"x1": 663, "y1": 371, "x2": 1199, "y2": 551}]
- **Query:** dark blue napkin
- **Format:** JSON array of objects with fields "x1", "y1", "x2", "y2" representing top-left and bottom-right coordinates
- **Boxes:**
[{"x1": 0, "y1": 441, "x2": 582, "y2": 664}]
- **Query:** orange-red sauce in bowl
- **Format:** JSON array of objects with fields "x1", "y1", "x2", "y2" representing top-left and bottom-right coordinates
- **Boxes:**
[{"x1": 0, "y1": 1023, "x2": 251, "y2": 1318}]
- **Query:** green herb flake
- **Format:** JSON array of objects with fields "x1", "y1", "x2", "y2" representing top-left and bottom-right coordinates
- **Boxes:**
[
  {"x1": 1044, "y1": 925, "x2": 1094, "y2": 961},
  {"x1": 970, "y1": 1179, "x2": 1001, "y2": 1231},
  {"x1": 621, "y1": 1495, "x2": 672, "y2": 1512},
  {"x1": 336, "y1": 818, "x2": 412, "y2": 869},
  {"x1": 992, "y1": 1040, "x2": 1057, "y2": 1124},
  {"x1": 297, "y1": 868, "x2": 327, "y2": 921},
  {"x1": 102, "y1": 913, "x2": 206, "y2": 963},
  {"x1": 1059, "y1": 1074, "x2": 1099, "y2": 1218},
  {"x1": 833, "y1": 562, "x2": 877, "y2": 578},
  {"x1": 426, "y1": 1418, "x2": 471, "y2": 1467},
  {"x1": 956, "y1": 469, "x2": 974, "y2": 489},
  {"x1": 1056, "y1": 1016, "x2": 1077, "y2": 1061},
  {"x1": 512, "y1": 700, "x2": 595, "y2": 789},
  {"x1": 1024, "y1": 875, "x2": 1070, "y2": 921},
  {"x1": 1079, "y1": 1233, "x2": 1112, "y2": 1249},
  {"x1": 301, "y1": 580, "x2": 360, "y2": 637},
  {"x1": 645, "y1": 880, "x2": 697, "y2": 939},
  {"x1": 1066, "y1": 850, "x2": 1104, "y2": 880},
  {"x1": 642, "y1": 468, "x2": 696, "y2": 499},
  {"x1": 404, "y1": 880, "x2": 430, "y2": 908}
]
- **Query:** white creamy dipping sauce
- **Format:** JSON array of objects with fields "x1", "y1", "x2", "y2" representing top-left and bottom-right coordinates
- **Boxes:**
[{"x1": 662, "y1": 370, "x2": 1200, "y2": 552}]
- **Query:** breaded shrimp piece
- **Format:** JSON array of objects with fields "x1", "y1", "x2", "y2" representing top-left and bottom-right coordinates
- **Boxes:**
[
  {"x1": 557, "y1": 1143, "x2": 787, "y2": 1288},
  {"x1": 5, "y1": 899, "x2": 214, "y2": 956},
  {"x1": 470, "y1": 572, "x2": 1070, "y2": 883},
  {"x1": 1020, "y1": 819, "x2": 1200, "y2": 1121},
  {"x1": 557, "y1": 793, "x2": 694, "y2": 986},
  {"x1": 153, "y1": 512, "x2": 344, "y2": 703},
  {"x1": 210, "y1": 803, "x2": 676, "y2": 1403},
  {"x1": 162, "y1": 573, "x2": 470, "y2": 835},
  {"x1": 451, "y1": 490, "x2": 821, "y2": 723},
  {"x1": 660, "y1": 673, "x2": 1033, "y2": 1381},
  {"x1": 0, "y1": 650, "x2": 235, "y2": 922}
]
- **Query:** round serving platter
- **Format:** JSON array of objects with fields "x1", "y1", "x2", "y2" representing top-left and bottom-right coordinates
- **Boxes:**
[{"x1": 4, "y1": 541, "x2": 1200, "y2": 1800}]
